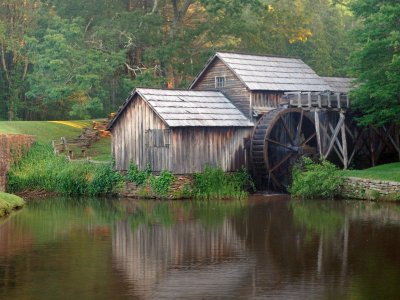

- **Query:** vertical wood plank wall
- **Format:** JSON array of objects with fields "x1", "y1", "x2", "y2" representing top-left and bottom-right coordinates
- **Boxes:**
[
  {"x1": 111, "y1": 95, "x2": 253, "y2": 173},
  {"x1": 251, "y1": 91, "x2": 284, "y2": 108},
  {"x1": 191, "y1": 58, "x2": 251, "y2": 118},
  {"x1": 170, "y1": 127, "x2": 252, "y2": 174},
  {"x1": 111, "y1": 95, "x2": 168, "y2": 171}
]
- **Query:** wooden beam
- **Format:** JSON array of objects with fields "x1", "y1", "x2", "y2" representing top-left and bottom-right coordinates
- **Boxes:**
[
  {"x1": 383, "y1": 125, "x2": 400, "y2": 156},
  {"x1": 324, "y1": 113, "x2": 345, "y2": 158},
  {"x1": 341, "y1": 113, "x2": 348, "y2": 168},
  {"x1": 315, "y1": 111, "x2": 322, "y2": 156}
]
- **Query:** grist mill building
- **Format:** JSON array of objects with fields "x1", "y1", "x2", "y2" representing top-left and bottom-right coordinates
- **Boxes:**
[{"x1": 108, "y1": 52, "x2": 399, "y2": 189}]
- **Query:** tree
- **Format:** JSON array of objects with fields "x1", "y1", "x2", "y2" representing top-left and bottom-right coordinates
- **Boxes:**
[
  {"x1": 349, "y1": 0, "x2": 400, "y2": 126},
  {"x1": 0, "y1": 0, "x2": 40, "y2": 120}
]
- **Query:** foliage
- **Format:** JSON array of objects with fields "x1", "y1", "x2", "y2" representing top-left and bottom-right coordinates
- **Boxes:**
[
  {"x1": 288, "y1": 157, "x2": 343, "y2": 199},
  {"x1": 192, "y1": 165, "x2": 253, "y2": 200},
  {"x1": 88, "y1": 163, "x2": 124, "y2": 196},
  {"x1": 149, "y1": 170, "x2": 175, "y2": 198},
  {"x1": 349, "y1": 0, "x2": 400, "y2": 126},
  {"x1": 0, "y1": 192, "x2": 25, "y2": 217},
  {"x1": 0, "y1": 0, "x2": 355, "y2": 120},
  {"x1": 7, "y1": 143, "x2": 121, "y2": 195},
  {"x1": 127, "y1": 163, "x2": 151, "y2": 186}
]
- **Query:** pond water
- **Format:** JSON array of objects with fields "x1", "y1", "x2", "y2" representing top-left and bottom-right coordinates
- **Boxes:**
[{"x1": 1, "y1": 195, "x2": 400, "y2": 299}]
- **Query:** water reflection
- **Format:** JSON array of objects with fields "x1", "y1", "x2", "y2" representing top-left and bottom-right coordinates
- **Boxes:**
[{"x1": 0, "y1": 197, "x2": 400, "y2": 299}]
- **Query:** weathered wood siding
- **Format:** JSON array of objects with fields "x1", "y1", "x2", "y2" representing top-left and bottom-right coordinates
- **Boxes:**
[
  {"x1": 192, "y1": 58, "x2": 251, "y2": 118},
  {"x1": 170, "y1": 127, "x2": 252, "y2": 174},
  {"x1": 111, "y1": 95, "x2": 169, "y2": 171},
  {"x1": 251, "y1": 91, "x2": 285, "y2": 108},
  {"x1": 111, "y1": 94, "x2": 252, "y2": 174}
]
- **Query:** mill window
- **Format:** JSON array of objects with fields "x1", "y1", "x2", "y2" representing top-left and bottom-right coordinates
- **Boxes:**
[
  {"x1": 215, "y1": 76, "x2": 226, "y2": 88},
  {"x1": 145, "y1": 129, "x2": 170, "y2": 148}
]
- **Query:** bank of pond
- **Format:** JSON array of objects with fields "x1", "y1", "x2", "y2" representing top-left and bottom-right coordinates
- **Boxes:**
[
  {"x1": 5, "y1": 143, "x2": 400, "y2": 202},
  {"x1": 0, "y1": 192, "x2": 25, "y2": 217}
]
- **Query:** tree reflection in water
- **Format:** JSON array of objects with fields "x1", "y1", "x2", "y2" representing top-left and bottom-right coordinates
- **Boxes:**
[{"x1": 1, "y1": 197, "x2": 400, "y2": 299}]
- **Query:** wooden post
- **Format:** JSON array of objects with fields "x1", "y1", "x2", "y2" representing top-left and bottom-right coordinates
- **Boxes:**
[
  {"x1": 340, "y1": 112, "x2": 348, "y2": 169},
  {"x1": 315, "y1": 111, "x2": 323, "y2": 157},
  {"x1": 328, "y1": 93, "x2": 332, "y2": 108},
  {"x1": 297, "y1": 92, "x2": 301, "y2": 108},
  {"x1": 396, "y1": 125, "x2": 400, "y2": 161}
]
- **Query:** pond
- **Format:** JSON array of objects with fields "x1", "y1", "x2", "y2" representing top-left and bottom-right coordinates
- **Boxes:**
[{"x1": 1, "y1": 195, "x2": 400, "y2": 299}]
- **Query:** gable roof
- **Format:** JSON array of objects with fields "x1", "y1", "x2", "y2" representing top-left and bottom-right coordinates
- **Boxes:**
[
  {"x1": 190, "y1": 52, "x2": 332, "y2": 92},
  {"x1": 107, "y1": 88, "x2": 254, "y2": 129},
  {"x1": 322, "y1": 77, "x2": 355, "y2": 93}
]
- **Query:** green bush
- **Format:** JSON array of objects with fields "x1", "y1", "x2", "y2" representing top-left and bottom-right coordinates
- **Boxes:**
[
  {"x1": 288, "y1": 157, "x2": 343, "y2": 199},
  {"x1": 127, "y1": 163, "x2": 151, "y2": 186},
  {"x1": 88, "y1": 163, "x2": 124, "y2": 196},
  {"x1": 7, "y1": 143, "x2": 122, "y2": 196},
  {"x1": 192, "y1": 165, "x2": 254, "y2": 200},
  {"x1": 150, "y1": 170, "x2": 175, "y2": 198}
]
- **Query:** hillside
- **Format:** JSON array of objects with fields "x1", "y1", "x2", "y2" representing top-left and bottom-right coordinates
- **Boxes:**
[
  {"x1": 343, "y1": 163, "x2": 400, "y2": 183},
  {"x1": 0, "y1": 120, "x2": 111, "y2": 161}
]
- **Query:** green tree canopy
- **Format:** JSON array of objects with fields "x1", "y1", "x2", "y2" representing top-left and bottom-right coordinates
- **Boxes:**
[{"x1": 349, "y1": 0, "x2": 400, "y2": 126}]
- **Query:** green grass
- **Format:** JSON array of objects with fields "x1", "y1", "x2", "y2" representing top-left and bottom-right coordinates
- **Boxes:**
[
  {"x1": 0, "y1": 120, "x2": 111, "y2": 161},
  {"x1": 343, "y1": 162, "x2": 400, "y2": 182},
  {"x1": 0, "y1": 120, "x2": 91, "y2": 143},
  {"x1": 0, "y1": 192, "x2": 25, "y2": 217},
  {"x1": 8, "y1": 143, "x2": 123, "y2": 196}
]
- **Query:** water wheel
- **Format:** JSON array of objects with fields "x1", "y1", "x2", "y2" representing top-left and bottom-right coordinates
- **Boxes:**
[{"x1": 251, "y1": 108, "x2": 317, "y2": 190}]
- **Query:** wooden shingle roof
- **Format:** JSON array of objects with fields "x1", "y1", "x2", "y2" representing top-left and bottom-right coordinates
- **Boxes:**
[
  {"x1": 108, "y1": 88, "x2": 254, "y2": 129},
  {"x1": 191, "y1": 52, "x2": 332, "y2": 92},
  {"x1": 322, "y1": 77, "x2": 355, "y2": 93}
]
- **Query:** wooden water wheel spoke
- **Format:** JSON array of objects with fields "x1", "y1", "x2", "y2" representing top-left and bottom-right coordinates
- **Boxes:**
[
  {"x1": 265, "y1": 138, "x2": 293, "y2": 151},
  {"x1": 270, "y1": 153, "x2": 294, "y2": 172},
  {"x1": 300, "y1": 132, "x2": 316, "y2": 146},
  {"x1": 251, "y1": 108, "x2": 317, "y2": 191},
  {"x1": 279, "y1": 115, "x2": 295, "y2": 146},
  {"x1": 268, "y1": 171, "x2": 283, "y2": 189}
]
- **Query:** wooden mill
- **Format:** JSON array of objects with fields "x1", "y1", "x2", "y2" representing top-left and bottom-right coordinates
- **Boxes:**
[{"x1": 108, "y1": 52, "x2": 400, "y2": 191}]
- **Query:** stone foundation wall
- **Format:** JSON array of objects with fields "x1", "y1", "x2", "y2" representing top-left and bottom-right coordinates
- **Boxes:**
[
  {"x1": 0, "y1": 134, "x2": 35, "y2": 191},
  {"x1": 119, "y1": 175, "x2": 193, "y2": 199},
  {"x1": 341, "y1": 177, "x2": 400, "y2": 200}
]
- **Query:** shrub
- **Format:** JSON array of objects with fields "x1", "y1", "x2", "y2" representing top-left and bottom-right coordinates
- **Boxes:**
[
  {"x1": 150, "y1": 170, "x2": 175, "y2": 198},
  {"x1": 288, "y1": 157, "x2": 343, "y2": 199},
  {"x1": 127, "y1": 163, "x2": 151, "y2": 186},
  {"x1": 192, "y1": 165, "x2": 254, "y2": 200},
  {"x1": 88, "y1": 163, "x2": 124, "y2": 196},
  {"x1": 8, "y1": 143, "x2": 123, "y2": 196}
]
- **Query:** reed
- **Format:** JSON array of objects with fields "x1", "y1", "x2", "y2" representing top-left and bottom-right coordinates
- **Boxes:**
[{"x1": 7, "y1": 143, "x2": 123, "y2": 196}]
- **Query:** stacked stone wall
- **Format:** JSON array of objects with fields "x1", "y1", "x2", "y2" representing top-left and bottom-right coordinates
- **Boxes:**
[
  {"x1": 341, "y1": 177, "x2": 400, "y2": 200},
  {"x1": 0, "y1": 134, "x2": 35, "y2": 191},
  {"x1": 120, "y1": 175, "x2": 193, "y2": 199}
]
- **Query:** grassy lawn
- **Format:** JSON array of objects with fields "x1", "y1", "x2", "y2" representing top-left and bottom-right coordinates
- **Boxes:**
[
  {"x1": 343, "y1": 162, "x2": 400, "y2": 182},
  {"x1": 0, "y1": 192, "x2": 25, "y2": 217},
  {"x1": 0, "y1": 120, "x2": 111, "y2": 161},
  {"x1": 0, "y1": 120, "x2": 92, "y2": 143}
]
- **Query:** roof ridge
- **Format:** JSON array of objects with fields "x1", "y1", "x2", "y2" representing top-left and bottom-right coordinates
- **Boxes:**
[{"x1": 216, "y1": 51, "x2": 301, "y2": 60}]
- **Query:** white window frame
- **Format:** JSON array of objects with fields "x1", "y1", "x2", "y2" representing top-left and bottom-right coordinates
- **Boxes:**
[{"x1": 215, "y1": 76, "x2": 226, "y2": 88}]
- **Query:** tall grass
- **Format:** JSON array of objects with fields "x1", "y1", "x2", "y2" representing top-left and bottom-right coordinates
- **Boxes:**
[
  {"x1": 192, "y1": 166, "x2": 254, "y2": 200},
  {"x1": 7, "y1": 143, "x2": 123, "y2": 196}
]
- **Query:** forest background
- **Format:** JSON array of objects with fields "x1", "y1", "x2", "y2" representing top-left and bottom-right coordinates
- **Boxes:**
[{"x1": 0, "y1": 0, "x2": 398, "y2": 127}]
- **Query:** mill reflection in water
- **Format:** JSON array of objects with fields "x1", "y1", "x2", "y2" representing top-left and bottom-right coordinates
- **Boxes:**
[{"x1": 1, "y1": 196, "x2": 400, "y2": 299}]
